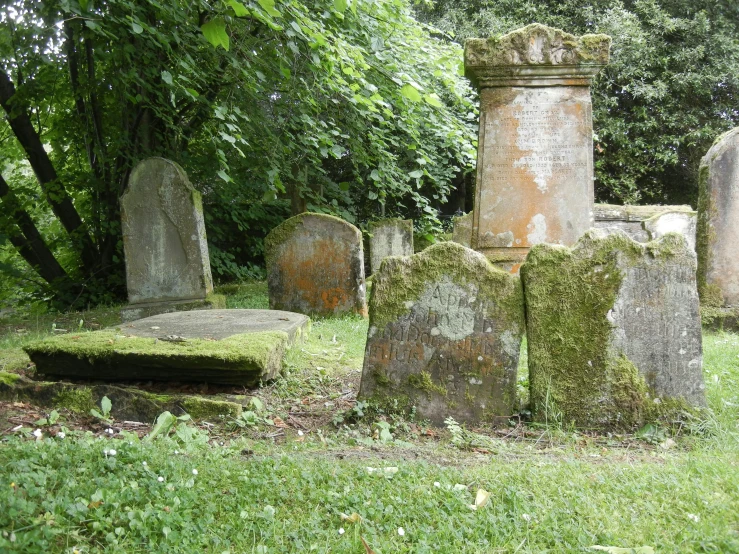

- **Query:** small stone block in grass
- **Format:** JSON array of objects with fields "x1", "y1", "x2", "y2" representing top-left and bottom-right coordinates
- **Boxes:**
[{"x1": 24, "y1": 309, "x2": 309, "y2": 386}]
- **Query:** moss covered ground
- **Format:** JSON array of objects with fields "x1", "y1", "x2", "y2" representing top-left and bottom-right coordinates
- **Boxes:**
[{"x1": 1, "y1": 283, "x2": 739, "y2": 552}]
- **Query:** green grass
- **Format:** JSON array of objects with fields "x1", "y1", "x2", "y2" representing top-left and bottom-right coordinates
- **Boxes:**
[{"x1": 1, "y1": 285, "x2": 739, "y2": 552}]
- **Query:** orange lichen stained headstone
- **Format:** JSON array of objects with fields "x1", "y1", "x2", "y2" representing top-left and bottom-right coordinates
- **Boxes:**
[
  {"x1": 464, "y1": 24, "x2": 610, "y2": 272},
  {"x1": 265, "y1": 213, "x2": 367, "y2": 317}
]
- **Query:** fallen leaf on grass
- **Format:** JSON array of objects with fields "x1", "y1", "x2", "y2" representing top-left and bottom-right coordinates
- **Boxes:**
[
  {"x1": 468, "y1": 489, "x2": 490, "y2": 510},
  {"x1": 340, "y1": 512, "x2": 362, "y2": 523},
  {"x1": 272, "y1": 416, "x2": 288, "y2": 428},
  {"x1": 361, "y1": 537, "x2": 376, "y2": 554}
]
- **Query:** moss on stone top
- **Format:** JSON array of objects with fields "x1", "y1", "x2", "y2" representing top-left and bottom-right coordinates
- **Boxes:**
[
  {"x1": 0, "y1": 371, "x2": 21, "y2": 386},
  {"x1": 370, "y1": 241, "x2": 523, "y2": 332},
  {"x1": 25, "y1": 330, "x2": 288, "y2": 371},
  {"x1": 465, "y1": 23, "x2": 610, "y2": 69}
]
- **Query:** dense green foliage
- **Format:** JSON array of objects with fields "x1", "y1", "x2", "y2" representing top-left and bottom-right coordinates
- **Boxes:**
[
  {"x1": 0, "y1": 0, "x2": 475, "y2": 305},
  {"x1": 415, "y1": 0, "x2": 739, "y2": 205}
]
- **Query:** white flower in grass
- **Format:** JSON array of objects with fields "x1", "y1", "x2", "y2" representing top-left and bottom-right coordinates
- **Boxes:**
[
  {"x1": 434, "y1": 482, "x2": 441, "y2": 488},
  {"x1": 108, "y1": 449, "x2": 117, "y2": 456},
  {"x1": 106, "y1": 428, "x2": 114, "y2": 435},
  {"x1": 58, "y1": 432, "x2": 66, "y2": 439},
  {"x1": 398, "y1": 527, "x2": 405, "y2": 536},
  {"x1": 158, "y1": 476, "x2": 164, "y2": 482},
  {"x1": 522, "y1": 513, "x2": 531, "y2": 522},
  {"x1": 338, "y1": 528, "x2": 345, "y2": 535},
  {"x1": 688, "y1": 513, "x2": 700, "y2": 523},
  {"x1": 174, "y1": 450, "x2": 179, "y2": 455},
  {"x1": 142, "y1": 461, "x2": 147, "y2": 466},
  {"x1": 33, "y1": 429, "x2": 42, "y2": 438},
  {"x1": 192, "y1": 469, "x2": 198, "y2": 475}
]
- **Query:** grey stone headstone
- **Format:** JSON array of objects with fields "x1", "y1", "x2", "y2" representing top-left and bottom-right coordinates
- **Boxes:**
[
  {"x1": 265, "y1": 213, "x2": 367, "y2": 317},
  {"x1": 121, "y1": 158, "x2": 213, "y2": 309},
  {"x1": 369, "y1": 219, "x2": 413, "y2": 275},
  {"x1": 697, "y1": 128, "x2": 739, "y2": 307},
  {"x1": 521, "y1": 230, "x2": 705, "y2": 430},
  {"x1": 451, "y1": 212, "x2": 473, "y2": 248},
  {"x1": 358, "y1": 242, "x2": 525, "y2": 426}
]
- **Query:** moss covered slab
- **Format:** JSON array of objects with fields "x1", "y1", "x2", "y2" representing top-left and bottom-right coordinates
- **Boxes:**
[
  {"x1": 521, "y1": 230, "x2": 705, "y2": 430},
  {"x1": 24, "y1": 309, "x2": 310, "y2": 386},
  {"x1": 358, "y1": 242, "x2": 525, "y2": 426},
  {"x1": 265, "y1": 213, "x2": 367, "y2": 317},
  {"x1": 696, "y1": 127, "x2": 739, "y2": 307}
]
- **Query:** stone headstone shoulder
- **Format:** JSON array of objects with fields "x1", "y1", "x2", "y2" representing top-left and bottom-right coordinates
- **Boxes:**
[
  {"x1": 464, "y1": 24, "x2": 610, "y2": 271},
  {"x1": 697, "y1": 127, "x2": 739, "y2": 307},
  {"x1": 643, "y1": 210, "x2": 697, "y2": 251},
  {"x1": 265, "y1": 212, "x2": 367, "y2": 317},
  {"x1": 120, "y1": 158, "x2": 217, "y2": 322},
  {"x1": 521, "y1": 229, "x2": 705, "y2": 430},
  {"x1": 358, "y1": 241, "x2": 525, "y2": 425},
  {"x1": 368, "y1": 218, "x2": 414, "y2": 275}
]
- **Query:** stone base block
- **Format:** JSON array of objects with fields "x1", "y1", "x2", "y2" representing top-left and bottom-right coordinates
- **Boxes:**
[{"x1": 121, "y1": 295, "x2": 226, "y2": 322}]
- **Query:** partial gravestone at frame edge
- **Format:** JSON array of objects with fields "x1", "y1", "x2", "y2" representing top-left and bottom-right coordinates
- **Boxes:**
[
  {"x1": 120, "y1": 157, "x2": 218, "y2": 322},
  {"x1": 464, "y1": 24, "x2": 610, "y2": 272}
]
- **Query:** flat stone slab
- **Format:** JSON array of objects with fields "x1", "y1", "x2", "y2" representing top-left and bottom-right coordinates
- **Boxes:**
[{"x1": 24, "y1": 310, "x2": 310, "y2": 386}]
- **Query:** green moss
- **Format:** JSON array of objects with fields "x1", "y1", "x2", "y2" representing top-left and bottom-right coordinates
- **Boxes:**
[
  {"x1": 696, "y1": 155, "x2": 721, "y2": 307},
  {"x1": 180, "y1": 396, "x2": 242, "y2": 420},
  {"x1": 54, "y1": 387, "x2": 95, "y2": 413},
  {"x1": 25, "y1": 330, "x2": 287, "y2": 369},
  {"x1": 370, "y1": 241, "x2": 524, "y2": 333},
  {"x1": 0, "y1": 371, "x2": 21, "y2": 386},
  {"x1": 205, "y1": 293, "x2": 227, "y2": 309},
  {"x1": 373, "y1": 370, "x2": 391, "y2": 386},
  {"x1": 701, "y1": 306, "x2": 739, "y2": 332},
  {"x1": 521, "y1": 230, "x2": 694, "y2": 430},
  {"x1": 407, "y1": 371, "x2": 447, "y2": 397}
]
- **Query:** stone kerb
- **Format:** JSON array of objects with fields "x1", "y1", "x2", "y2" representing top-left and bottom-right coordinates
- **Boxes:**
[
  {"x1": 521, "y1": 230, "x2": 705, "y2": 430},
  {"x1": 265, "y1": 213, "x2": 367, "y2": 317},
  {"x1": 464, "y1": 24, "x2": 610, "y2": 272},
  {"x1": 697, "y1": 127, "x2": 739, "y2": 307},
  {"x1": 368, "y1": 219, "x2": 414, "y2": 275},
  {"x1": 120, "y1": 158, "x2": 214, "y2": 321},
  {"x1": 358, "y1": 242, "x2": 525, "y2": 426}
]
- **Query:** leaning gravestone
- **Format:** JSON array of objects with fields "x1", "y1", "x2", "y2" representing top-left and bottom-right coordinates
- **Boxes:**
[
  {"x1": 121, "y1": 158, "x2": 218, "y2": 322},
  {"x1": 521, "y1": 230, "x2": 705, "y2": 430},
  {"x1": 265, "y1": 213, "x2": 367, "y2": 317},
  {"x1": 464, "y1": 24, "x2": 610, "y2": 272},
  {"x1": 358, "y1": 242, "x2": 525, "y2": 425},
  {"x1": 369, "y1": 219, "x2": 414, "y2": 275},
  {"x1": 697, "y1": 127, "x2": 739, "y2": 307}
]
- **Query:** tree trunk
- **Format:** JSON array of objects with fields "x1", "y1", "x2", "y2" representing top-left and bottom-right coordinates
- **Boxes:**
[
  {"x1": 0, "y1": 174, "x2": 72, "y2": 285},
  {"x1": 0, "y1": 69, "x2": 99, "y2": 274}
]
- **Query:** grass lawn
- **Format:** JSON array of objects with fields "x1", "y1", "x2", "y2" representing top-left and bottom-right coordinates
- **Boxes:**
[{"x1": 1, "y1": 283, "x2": 738, "y2": 553}]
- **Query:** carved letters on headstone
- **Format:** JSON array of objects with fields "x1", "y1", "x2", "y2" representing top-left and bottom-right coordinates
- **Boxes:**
[
  {"x1": 265, "y1": 213, "x2": 367, "y2": 317},
  {"x1": 522, "y1": 230, "x2": 705, "y2": 429},
  {"x1": 464, "y1": 24, "x2": 610, "y2": 271},
  {"x1": 358, "y1": 242, "x2": 525, "y2": 425},
  {"x1": 121, "y1": 158, "x2": 213, "y2": 320},
  {"x1": 368, "y1": 219, "x2": 414, "y2": 275}
]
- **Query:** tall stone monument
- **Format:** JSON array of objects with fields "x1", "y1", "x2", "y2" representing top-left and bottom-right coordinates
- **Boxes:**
[
  {"x1": 521, "y1": 230, "x2": 705, "y2": 430},
  {"x1": 697, "y1": 127, "x2": 739, "y2": 307},
  {"x1": 358, "y1": 242, "x2": 525, "y2": 426},
  {"x1": 368, "y1": 219, "x2": 414, "y2": 275},
  {"x1": 464, "y1": 24, "x2": 610, "y2": 272},
  {"x1": 121, "y1": 158, "x2": 217, "y2": 322},
  {"x1": 265, "y1": 213, "x2": 367, "y2": 317}
]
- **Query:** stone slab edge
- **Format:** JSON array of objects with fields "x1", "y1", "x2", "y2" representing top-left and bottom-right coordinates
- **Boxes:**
[{"x1": 121, "y1": 294, "x2": 226, "y2": 323}]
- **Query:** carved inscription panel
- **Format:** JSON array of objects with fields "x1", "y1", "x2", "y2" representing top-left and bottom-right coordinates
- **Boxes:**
[
  {"x1": 360, "y1": 277, "x2": 521, "y2": 425},
  {"x1": 611, "y1": 262, "x2": 704, "y2": 405},
  {"x1": 473, "y1": 86, "x2": 594, "y2": 255}
]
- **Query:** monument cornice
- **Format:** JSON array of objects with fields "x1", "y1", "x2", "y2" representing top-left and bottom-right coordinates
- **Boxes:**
[{"x1": 464, "y1": 23, "x2": 610, "y2": 89}]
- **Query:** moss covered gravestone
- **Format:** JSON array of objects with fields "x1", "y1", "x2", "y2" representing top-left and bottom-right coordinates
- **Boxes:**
[
  {"x1": 368, "y1": 219, "x2": 414, "y2": 275},
  {"x1": 265, "y1": 213, "x2": 367, "y2": 317},
  {"x1": 121, "y1": 158, "x2": 219, "y2": 322},
  {"x1": 521, "y1": 231, "x2": 705, "y2": 430},
  {"x1": 358, "y1": 242, "x2": 525, "y2": 425},
  {"x1": 464, "y1": 24, "x2": 610, "y2": 272}
]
